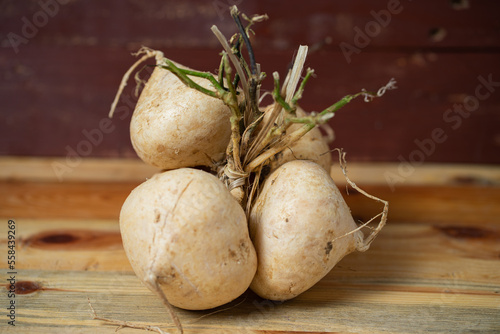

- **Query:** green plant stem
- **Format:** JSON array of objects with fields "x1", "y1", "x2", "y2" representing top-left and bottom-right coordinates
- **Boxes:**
[
  {"x1": 245, "y1": 88, "x2": 382, "y2": 172},
  {"x1": 159, "y1": 56, "x2": 244, "y2": 173},
  {"x1": 159, "y1": 59, "x2": 226, "y2": 98},
  {"x1": 248, "y1": 68, "x2": 313, "y2": 161},
  {"x1": 242, "y1": 69, "x2": 299, "y2": 166},
  {"x1": 291, "y1": 68, "x2": 314, "y2": 106},
  {"x1": 272, "y1": 74, "x2": 294, "y2": 113},
  {"x1": 217, "y1": 55, "x2": 226, "y2": 89},
  {"x1": 222, "y1": 54, "x2": 244, "y2": 172}
]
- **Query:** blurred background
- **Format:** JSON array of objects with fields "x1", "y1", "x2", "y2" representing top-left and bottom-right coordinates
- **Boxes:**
[{"x1": 1, "y1": 0, "x2": 499, "y2": 164}]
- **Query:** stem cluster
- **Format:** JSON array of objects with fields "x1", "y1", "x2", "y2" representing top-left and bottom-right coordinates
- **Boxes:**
[{"x1": 146, "y1": 6, "x2": 396, "y2": 212}]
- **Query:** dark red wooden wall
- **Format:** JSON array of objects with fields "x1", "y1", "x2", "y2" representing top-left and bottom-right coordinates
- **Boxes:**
[{"x1": 1, "y1": 0, "x2": 499, "y2": 164}]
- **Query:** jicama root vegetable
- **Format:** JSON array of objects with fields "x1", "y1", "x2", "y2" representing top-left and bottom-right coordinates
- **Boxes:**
[
  {"x1": 119, "y1": 168, "x2": 257, "y2": 311},
  {"x1": 130, "y1": 65, "x2": 232, "y2": 170},
  {"x1": 110, "y1": 50, "x2": 232, "y2": 170},
  {"x1": 106, "y1": 5, "x2": 395, "y2": 334},
  {"x1": 249, "y1": 160, "x2": 362, "y2": 300}
]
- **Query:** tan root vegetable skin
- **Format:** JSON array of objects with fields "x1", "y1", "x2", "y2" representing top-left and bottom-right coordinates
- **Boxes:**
[
  {"x1": 130, "y1": 65, "x2": 232, "y2": 170},
  {"x1": 119, "y1": 168, "x2": 257, "y2": 310},
  {"x1": 103, "y1": 7, "x2": 394, "y2": 334},
  {"x1": 249, "y1": 160, "x2": 363, "y2": 301}
]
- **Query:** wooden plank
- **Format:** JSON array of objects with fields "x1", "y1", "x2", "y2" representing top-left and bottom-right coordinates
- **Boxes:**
[
  {"x1": 2, "y1": 46, "x2": 499, "y2": 163},
  {"x1": 7, "y1": 272, "x2": 500, "y2": 334},
  {"x1": 253, "y1": 0, "x2": 500, "y2": 49},
  {"x1": 2, "y1": 217, "x2": 499, "y2": 280},
  {"x1": 1, "y1": 0, "x2": 498, "y2": 49},
  {"x1": 4, "y1": 218, "x2": 129, "y2": 272},
  {"x1": 340, "y1": 184, "x2": 500, "y2": 225},
  {"x1": 1, "y1": 179, "x2": 499, "y2": 224},
  {"x1": 0, "y1": 180, "x2": 137, "y2": 219},
  {"x1": 1, "y1": 220, "x2": 499, "y2": 333},
  {"x1": 0, "y1": 157, "x2": 499, "y2": 332},
  {"x1": 1, "y1": 158, "x2": 499, "y2": 224},
  {"x1": 328, "y1": 161, "x2": 500, "y2": 187},
  {"x1": 1, "y1": 0, "x2": 500, "y2": 163},
  {"x1": 2, "y1": 157, "x2": 499, "y2": 186},
  {"x1": 0, "y1": 157, "x2": 160, "y2": 183}
]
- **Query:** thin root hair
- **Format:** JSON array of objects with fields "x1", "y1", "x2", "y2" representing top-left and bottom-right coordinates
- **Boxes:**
[
  {"x1": 333, "y1": 148, "x2": 388, "y2": 252},
  {"x1": 88, "y1": 297, "x2": 173, "y2": 334},
  {"x1": 109, "y1": 47, "x2": 164, "y2": 118}
]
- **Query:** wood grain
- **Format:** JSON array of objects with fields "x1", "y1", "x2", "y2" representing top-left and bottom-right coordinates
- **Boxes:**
[
  {"x1": 0, "y1": 158, "x2": 499, "y2": 333},
  {"x1": 1, "y1": 157, "x2": 499, "y2": 224},
  {"x1": 11, "y1": 219, "x2": 128, "y2": 272},
  {"x1": 342, "y1": 184, "x2": 500, "y2": 225},
  {"x1": 0, "y1": 180, "x2": 137, "y2": 219},
  {"x1": 1, "y1": 221, "x2": 499, "y2": 333},
  {"x1": 2, "y1": 178, "x2": 499, "y2": 224},
  {"x1": 0, "y1": 156, "x2": 160, "y2": 183},
  {"x1": 2, "y1": 156, "x2": 500, "y2": 185},
  {"x1": 1, "y1": 0, "x2": 499, "y2": 163}
]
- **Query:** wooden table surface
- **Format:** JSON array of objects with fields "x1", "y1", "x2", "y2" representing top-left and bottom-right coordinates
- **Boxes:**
[{"x1": 1, "y1": 157, "x2": 499, "y2": 333}]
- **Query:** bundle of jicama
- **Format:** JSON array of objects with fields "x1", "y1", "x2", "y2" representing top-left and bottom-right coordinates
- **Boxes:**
[{"x1": 107, "y1": 6, "x2": 395, "y2": 334}]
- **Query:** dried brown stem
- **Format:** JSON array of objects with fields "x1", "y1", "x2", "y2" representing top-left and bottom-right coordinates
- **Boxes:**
[
  {"x1": 211, "y1": 25, "x2": 248, "y2": 98},
  {"x1": 147, "y1": 276, "x2": 184, "y2": 334},
  {"x1": 243, "y1": 46, "x2": 308, "y2": 169},
  {"x1": 245, "y1": 122, "x2": 314, "y2": 172},
  {"x1": 244, "y1": 99, "x2": 283, "y2": 165},
  {"x1": 284, "y1": 45, "x2": 308, "y2": 105},
  {"x1": 245, "y1": 164, "x2": 263, "y2": 216},
  {"x1": 109, "y1": 47, "x2": 163, "y2": 118}
]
